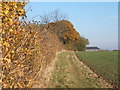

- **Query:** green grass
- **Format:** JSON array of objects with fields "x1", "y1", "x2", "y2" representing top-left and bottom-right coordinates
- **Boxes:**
[
  {"x1": 75, "y1": 51, "x2": 118, "y2": 86},
  {"x1": 49, "y1": 52, "x2": 109, "y2": 88}
]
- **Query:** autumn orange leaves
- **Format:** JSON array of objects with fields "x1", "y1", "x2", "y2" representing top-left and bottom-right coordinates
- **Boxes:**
[{"x1": 1, "y1": 1, "x2": 41, "y2": 88}]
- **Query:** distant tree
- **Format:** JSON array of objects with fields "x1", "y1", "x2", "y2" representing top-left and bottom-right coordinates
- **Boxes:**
[
  {"x1": 47, "y1": 20, "x2": 80, "y2": 44},
  {"x1": 39, "y1": 14, "x2": 51, "y2": 24},
  {"x1": 51, "y1": 9, "x2": 67, "y2": 22},
  {"x1": 41, "y1": 18, "x2": 89, "y2": 51},
  {"x1": 39, "y1": 9, "x2": 67, "y2": 24},
  {"x1": 73, "y1": 37, "x2": 89, "y2": 51}
]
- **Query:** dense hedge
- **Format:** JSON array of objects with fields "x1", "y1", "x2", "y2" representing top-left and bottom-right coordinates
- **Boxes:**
[{"x1": 1, "y1": 1, "x2": 41, "y2": 88}]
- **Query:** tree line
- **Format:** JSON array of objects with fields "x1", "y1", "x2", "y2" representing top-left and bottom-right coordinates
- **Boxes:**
[{"x1": 37, "y1": 9, "x2": 89, "y2": 51}]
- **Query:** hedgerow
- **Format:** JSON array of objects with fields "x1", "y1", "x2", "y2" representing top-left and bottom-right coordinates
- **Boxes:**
[
  {"x1": 1, "y1": 1, "x2": 41, "y2": 88},
  {"x1": 0, "y1": 1, "x2": 89, "y2": 88}
]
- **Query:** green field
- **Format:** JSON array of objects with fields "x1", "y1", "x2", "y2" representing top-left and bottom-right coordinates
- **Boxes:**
[{"x1": 75, "y1": 51, "x2": 118, "y2": 87}]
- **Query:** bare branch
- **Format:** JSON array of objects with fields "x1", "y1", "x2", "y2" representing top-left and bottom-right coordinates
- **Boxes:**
[
  {"x1": 51, "y1": 9, "x2": 67, "y2": 22},
  {"x1": 39, "y1": 9, "x2": 68, "y2": 24},
  {"x1": 39, "y1": 14, "x2": 51, "y2": 24}
]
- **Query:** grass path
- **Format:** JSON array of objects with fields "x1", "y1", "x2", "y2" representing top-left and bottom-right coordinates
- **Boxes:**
[{"x1": 49, "y1": 51, "x2": 113, "y2": 88}]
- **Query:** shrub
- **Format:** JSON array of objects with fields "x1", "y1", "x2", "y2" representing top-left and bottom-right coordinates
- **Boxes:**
[{"x1": 1, "y1": 1, "x2": 41, "y2": 88}]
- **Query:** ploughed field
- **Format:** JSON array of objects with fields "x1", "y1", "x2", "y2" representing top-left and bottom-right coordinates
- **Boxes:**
[{"x1": 75, "y1": 51, "x2": 118, "y2": 87}]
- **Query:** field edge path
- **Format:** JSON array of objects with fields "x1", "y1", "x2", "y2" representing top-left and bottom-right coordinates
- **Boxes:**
[{"x1": 49, "y1": 51, "x2": 113, "y2": 88}]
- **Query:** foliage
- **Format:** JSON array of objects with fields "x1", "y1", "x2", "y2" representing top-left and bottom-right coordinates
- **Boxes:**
[
  {"x1": 0, "y1": 0, "x2": 88, "y2": 88},
  {"x1": 19, "y1": 22, "x2": 64, "y2": 88},
  {"x1": 48, "y1": 20, "x2": 80, "y2": 44},
  {"x1": 71, "y1": 37, "x2": 89, "y2": 51},
  {"x1": 1, "y1": 1, "x2": 41, "y2": 88},
  {"x1": 47, "y1": 20, "x2": 89, "y2": 51}
]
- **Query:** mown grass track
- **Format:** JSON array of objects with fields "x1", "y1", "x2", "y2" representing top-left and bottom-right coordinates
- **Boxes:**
[{"x1": 49, "y1": 51, "x2": 113, "y2": 88}]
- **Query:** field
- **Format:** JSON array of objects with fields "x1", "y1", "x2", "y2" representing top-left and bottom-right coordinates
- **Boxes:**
[
  {"x1": 49, "y1": 51, "x2": 112, "y2": 88},
  {"x1": 75, "y1": 51, "x2": 118, "y2": 87}
]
